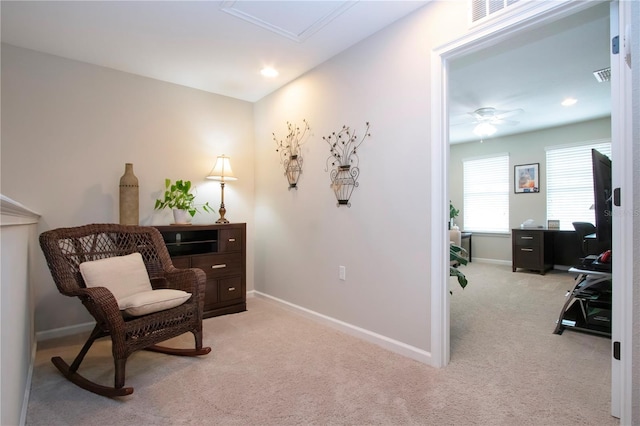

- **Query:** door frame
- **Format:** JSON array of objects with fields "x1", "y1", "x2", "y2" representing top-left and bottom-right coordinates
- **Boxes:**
[
  {"x1": 430, "y1": 0, "x2": 633, "y2": 422},
  {"x1": 609, "y1": 0, "x2": 633, "y2": 421}
]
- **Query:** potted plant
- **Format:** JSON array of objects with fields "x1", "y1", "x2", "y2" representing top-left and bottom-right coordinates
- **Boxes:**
[
  {"x1": 154, "y1": 179, "x2": 212, "y2": 224},
  {"x1": 450, "y1": 244, "x2": 468, "y2": 290},
  {"x1": 449, "y1": 200, "x2": 460, "y2": 229}
]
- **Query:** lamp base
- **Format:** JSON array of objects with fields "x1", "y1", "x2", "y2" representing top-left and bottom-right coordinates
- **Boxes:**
[{"x1": 216, "y1": 203, "x2": 229, "y2": 224}]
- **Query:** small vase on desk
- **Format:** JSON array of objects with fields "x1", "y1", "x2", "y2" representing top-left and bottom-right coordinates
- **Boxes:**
[{"x1": 119, "y1": 163, "x2": 139, "y2": 225}]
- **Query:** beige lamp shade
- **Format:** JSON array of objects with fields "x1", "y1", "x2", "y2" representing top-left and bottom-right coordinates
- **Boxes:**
[{"x1": 206, "y1": 155, "x2": 238, "y2": 181}]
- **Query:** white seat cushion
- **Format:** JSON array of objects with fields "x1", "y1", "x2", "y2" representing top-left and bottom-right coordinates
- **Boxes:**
[
  {"x1": 79, "y1": 252, "x2": 190, "y2": 316},
  {"x1": 118, "y1": 289, "x2": 191, "y2": 316}
]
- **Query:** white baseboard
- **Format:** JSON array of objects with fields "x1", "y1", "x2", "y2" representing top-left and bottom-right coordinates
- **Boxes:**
[
  {"x1": 471, "y1": 258, "x2": 573, "y2": 271},
  {"x1": 36, "y1": 321, "x2": 95, "y2": 342},
  {"x1": 252, "y1": 291, "x2": 434, "y2": 367},
  {"x1": 472, "y1": 257, "x2": 511, "y2": 266}
]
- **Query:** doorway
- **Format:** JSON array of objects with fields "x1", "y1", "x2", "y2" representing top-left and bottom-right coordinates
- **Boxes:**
[{"x1": 430, "y1": 0, "x2": 633, "y2": 423}]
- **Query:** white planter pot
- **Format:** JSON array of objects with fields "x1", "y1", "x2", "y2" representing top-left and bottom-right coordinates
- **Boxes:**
[{"x1": 172, "y1": 209, "x2": 192, "y2": 225}]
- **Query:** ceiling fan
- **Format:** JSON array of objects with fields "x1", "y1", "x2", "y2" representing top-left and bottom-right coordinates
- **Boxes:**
[{"x1": 458, "y1": 107, "x2": 524, "y2": 141}]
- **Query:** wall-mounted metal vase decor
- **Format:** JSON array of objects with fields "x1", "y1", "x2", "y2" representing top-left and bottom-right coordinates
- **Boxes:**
[
  {"x1": 324, "y1": 122, "x2": 371, "y2": 207},
  {"x1": 273, "y1": 119, "x2": 311, "y2": 189}
]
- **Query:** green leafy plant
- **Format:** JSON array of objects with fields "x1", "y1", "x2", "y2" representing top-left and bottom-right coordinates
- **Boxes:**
[
  {"x1": 154, "y1": 179, "x2": 213, "y2": 217},
  {"x1": 450, "y1": 243, "x2": 468, "y2": 290},
  {"x1": 449, "y1": 201, "x2": 460, "y2": 221}
]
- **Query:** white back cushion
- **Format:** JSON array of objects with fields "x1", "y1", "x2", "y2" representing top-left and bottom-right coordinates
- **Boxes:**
[
  {"x1": 79, "y1": 252, "x2": 191, "y2": 316},
  {"x1": 79, "y1": 252, "x2": 153, "y2": 301}
]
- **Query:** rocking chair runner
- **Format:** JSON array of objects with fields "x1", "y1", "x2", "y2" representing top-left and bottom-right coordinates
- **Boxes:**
[{"x1": 39, "y1": 223, "x2": 211, "y2": 397}]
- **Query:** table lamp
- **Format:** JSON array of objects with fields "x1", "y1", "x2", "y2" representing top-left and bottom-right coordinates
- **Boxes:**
[{"x1": 206, "y1": 154, "x2": 237, "y2": 224}]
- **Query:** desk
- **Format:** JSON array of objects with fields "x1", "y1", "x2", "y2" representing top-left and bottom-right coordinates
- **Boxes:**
[
  {"x1": 512, "y1": 228, "x2": 582, "y2": 274},
  {"x1": 584, "y1": 233, "x2": 611, "y2": 255},
  {"x1": 461, "y1": 232, "x2": 472, "y2": 262}
]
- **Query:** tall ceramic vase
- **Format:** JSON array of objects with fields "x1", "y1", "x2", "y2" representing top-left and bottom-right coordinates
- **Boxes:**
[{"x1": 119, "y1": 163, "x2": 139, "y2": 225}]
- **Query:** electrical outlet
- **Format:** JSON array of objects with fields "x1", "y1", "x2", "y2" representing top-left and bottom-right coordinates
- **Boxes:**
[{"x1": 339, "y1": 266, "x2": 346, "y2": 281}]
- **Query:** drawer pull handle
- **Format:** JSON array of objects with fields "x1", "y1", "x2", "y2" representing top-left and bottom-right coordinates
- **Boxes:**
[
  {"x1": 228, "y1": 287, "x2": 236, "y2": 292},
  {"x1": 520, "y1": 236, "x2": 534, "y2": 240},
  {"x1": 211, "y1": 264, "x2": 227, "y2": 269},
  {"x1": 521, "y1": 248, "x2": 534, "y2": 252},
  {"x1": 229, "y1": 238, "x2": 236, "y2": 242}
]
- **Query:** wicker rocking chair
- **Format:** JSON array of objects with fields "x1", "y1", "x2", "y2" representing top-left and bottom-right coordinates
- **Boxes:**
[{"x1": 39, "y1": 223, "x2": 211, "y2": 397}]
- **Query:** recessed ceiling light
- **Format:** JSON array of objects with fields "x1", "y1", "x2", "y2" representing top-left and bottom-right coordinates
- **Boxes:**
[
  {"x1": 261, "y1": 67, "x2": 279, "y2": 78},
  {"x1": 561, "y1": 98, "x2": 577, "y2": 107}
]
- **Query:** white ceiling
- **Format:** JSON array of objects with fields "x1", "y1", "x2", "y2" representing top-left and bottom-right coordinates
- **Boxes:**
[
  {"x1": 449, "y1": 2, "x2": 611, "y2": 144},
  {"x1": 0, "y1": 1, "x2": 428, "y2": 102},
  {"x1": 1, "y1": 1, "x2": 611, "y2": 143}
]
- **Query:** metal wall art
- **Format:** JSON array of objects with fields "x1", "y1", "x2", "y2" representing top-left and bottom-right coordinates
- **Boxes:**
[
  {"x1": 273, "y1": 120, "x2": 310, "y2": 189},
  {"x1": 324, "y1": 122, "x2": 371, "y2": 207}
]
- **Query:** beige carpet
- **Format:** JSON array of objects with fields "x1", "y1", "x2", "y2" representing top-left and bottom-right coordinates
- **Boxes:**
[{"x1": 27, "y1": 263, "x2": 617, "y2": 425}]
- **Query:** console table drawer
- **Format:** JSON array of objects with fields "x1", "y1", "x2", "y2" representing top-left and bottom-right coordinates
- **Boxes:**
[
  {"x1": 191, "y1": 253, "x2": 243, "y2": 278},
  {"x1": 219, "y1": 229, "x2": 243, "y2": 252},
  {"x1": 171, "y1": 256, "x2": 191, "y2": 269},
  {"x1": 219, "y1": 276, "x2": 243, "y2": 302}
]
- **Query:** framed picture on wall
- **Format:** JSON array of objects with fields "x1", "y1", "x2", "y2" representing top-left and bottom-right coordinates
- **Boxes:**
[{"x1": 514, "y1": 163, "x2": 540, "y2": 193}]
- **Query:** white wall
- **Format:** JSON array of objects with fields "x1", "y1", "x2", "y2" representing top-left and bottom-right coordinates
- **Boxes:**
[
  {"x1": 1, "y1": 44, "x2": 255, "y2": 333},
  {"x1": 449, "y1": 117, "x2": 611, "y2": 262},
  {"x1": 253, "y1": 1, "x2": 468, "y2": 354},
  {"x1": 1, "y1": 197, "x2": 40, "y2": 426}
]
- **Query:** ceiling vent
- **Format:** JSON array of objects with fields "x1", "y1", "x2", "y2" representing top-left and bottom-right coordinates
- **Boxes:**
[
  {"x1": 593, "y1": 67, "x2": 611, "y2": 83},
  {"x1": 470, "y1": 0, "x2": 521, "y2": 23}
]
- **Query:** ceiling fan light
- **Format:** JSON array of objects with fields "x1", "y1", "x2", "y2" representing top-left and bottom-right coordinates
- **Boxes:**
[{"x1": 474, "y1": 122, "x2": 497, "y2": 137}]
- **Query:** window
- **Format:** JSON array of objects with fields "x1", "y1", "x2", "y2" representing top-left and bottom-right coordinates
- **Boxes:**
[
  {"x1": 463, "y1": 154, "x2": 509, "y2": 232},
  {"x1": 546, "y1": 141, "x2": 611, "y2": 230}
]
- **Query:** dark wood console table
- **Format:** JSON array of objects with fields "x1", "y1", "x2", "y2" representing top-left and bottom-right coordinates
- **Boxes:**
[{"x1": 155, "y1": 223, "x2": 246, "y2": 318}]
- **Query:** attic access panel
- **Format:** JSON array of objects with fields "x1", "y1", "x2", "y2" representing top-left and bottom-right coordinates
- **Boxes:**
[{"x1": 220, "y1": 1, "x2": 356, "y2": 42}]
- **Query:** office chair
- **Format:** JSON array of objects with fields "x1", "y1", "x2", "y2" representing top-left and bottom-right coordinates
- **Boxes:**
[{"x1": 572, "y1": 221, "x2": 596, "y2": 258}]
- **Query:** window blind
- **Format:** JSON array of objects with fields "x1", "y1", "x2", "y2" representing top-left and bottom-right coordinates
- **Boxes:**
[
  {"x1": 546, "y1": 141, "x2": 611, "y2": 230},
  {"x1": 463, "y1": 154, "x2": 509, "y2": 232}
]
